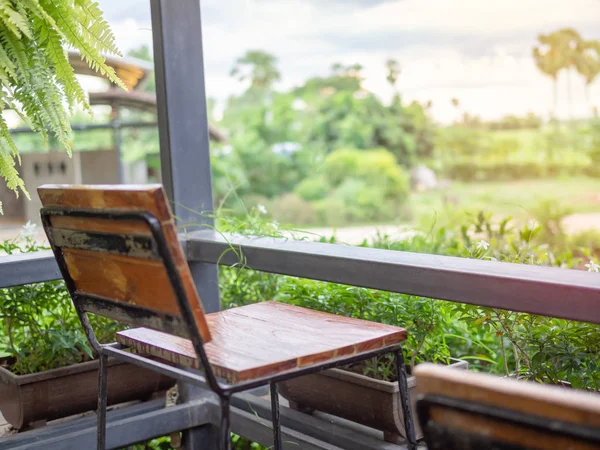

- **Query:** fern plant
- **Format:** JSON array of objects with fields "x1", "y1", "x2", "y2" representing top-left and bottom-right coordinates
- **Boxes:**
[{"x1": 0, "y1": 0, "x2": 125, "y2": 213}]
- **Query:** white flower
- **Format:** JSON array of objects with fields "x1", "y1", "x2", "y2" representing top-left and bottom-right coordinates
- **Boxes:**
[
  {"x1": 20, "y1": 221, "x2": 37, "y2": 239},
  {"x1": 257, "y1": 204, "x2": 267, "y2": 215},
  {"x1": 585, "y1": 260, "x2": 600, "y2": 273},
  {"x1": 476, "y1": 240, "x2": 490, "y2": 251}
]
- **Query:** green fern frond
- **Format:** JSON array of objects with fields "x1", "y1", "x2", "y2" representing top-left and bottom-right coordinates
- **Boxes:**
[
  {"x1": 0, "y1": 0, "x2": 32, "y2": 39},
  {"x1": 74, "y1": 0, "x2": 121, "y2": 56},
  {"x1": 42, "y1": 0, "x2": 127, "y2": 90},
  {"x1": 0, "y1": 0, "x2": 125, "y2": 208}
]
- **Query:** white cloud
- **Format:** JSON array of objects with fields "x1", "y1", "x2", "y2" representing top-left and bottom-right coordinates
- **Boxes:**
[{"x1": 98, "y1": 0, "x2": 600, "y2": 122}]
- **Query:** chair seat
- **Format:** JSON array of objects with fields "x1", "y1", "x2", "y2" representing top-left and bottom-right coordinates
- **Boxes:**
[{"x1": 116, "y1": 301, "x2": 407, "y2": 383}]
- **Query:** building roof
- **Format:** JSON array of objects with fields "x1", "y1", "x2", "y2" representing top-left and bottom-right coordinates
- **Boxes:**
[
  {"x1": 88, "y1": 90, "x2": 226, "y2": 142},
  {"x1": 68, "y1": 51, "x2": 154, "y2": 91}
]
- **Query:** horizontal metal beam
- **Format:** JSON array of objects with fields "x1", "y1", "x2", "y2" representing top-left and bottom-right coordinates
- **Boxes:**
[
  {"x1": 9, "y1": 121, "x2": 158, "y2": 134},
  {"x1": 232, "y1": 392, "x2": 406, "y2": 450},
  {"x1": 0, "y1": 390, "x2": 401, "y2": 450},
  {"x1": 0, "y1": 397, "x2": 213, "y2": 450},
  {"x1": 0, "y1": 250, "x2": 60, "y2": 288},
  {"x1": 187, "y1": 231, "x2": 600, "y2": 325}
]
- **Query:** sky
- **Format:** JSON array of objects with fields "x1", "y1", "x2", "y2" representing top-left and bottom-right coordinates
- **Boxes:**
[{"x1": 98, "y1": 0, "x2": 600, "y2": 123}]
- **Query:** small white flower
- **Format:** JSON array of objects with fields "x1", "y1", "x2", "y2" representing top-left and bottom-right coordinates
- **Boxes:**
[
  {"x1": 585, "y1": 260, "x2": 600, "y2": 273},
  {"x1": 257, "y1": 204, "x2": 267, "y2": 215},
  {"x1": 20, "y1": 221, "x2": 37, "y2": 239},
  {"x1": 476, "y1": 240, "x2": 490, "y2": 251}
]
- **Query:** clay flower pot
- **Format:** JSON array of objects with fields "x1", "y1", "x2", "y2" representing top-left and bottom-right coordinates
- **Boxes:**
[
  {"x1": 280, "y1": 358, "x2": 468, "y2": 443},
  {"x1": 0, "y1": 358, "x2": 174, "y2": 429}
]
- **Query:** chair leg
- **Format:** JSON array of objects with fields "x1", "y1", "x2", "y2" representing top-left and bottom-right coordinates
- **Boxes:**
[
  {"x1": 270, "y1": 381, "x2": 283, "y2": 450},
  {"x1": 395, "y1": 350, "x2": 417, "y2": 450},
  {"x1": 97, "y1": 353, "x2": 108, "y2": 450},
  {"x1": 220, "y1": 395, "x2": 231, "y2": 450}
]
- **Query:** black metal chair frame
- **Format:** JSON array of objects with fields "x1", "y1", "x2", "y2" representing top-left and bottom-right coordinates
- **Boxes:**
[
  {"x1": 416, "y1": 393, "x2": 600, "y2": 450},
  {"x1": 41, "y1": 206, "x2": 417, "y2": 450}
]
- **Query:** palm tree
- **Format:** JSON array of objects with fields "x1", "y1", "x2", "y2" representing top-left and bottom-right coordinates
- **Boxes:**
[
  {"x1": 385, "y1": 58, "x2": 400, "y2": 93},
  {"x1": 557, "y1": 29, "x2": 585, "y2": 118},
  {"x1": 230, "y1": 50, "x2": 281, "y2": 90},
  {"x1": 533, "y1": 32, "x2": 567, "y2": 117},
  {"x1": 575, "y1": 40, "x2": 600, "y2": 115}
]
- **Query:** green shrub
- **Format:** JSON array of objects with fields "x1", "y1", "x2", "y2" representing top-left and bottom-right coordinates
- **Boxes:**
[
  {"x1": 324, "y1": 148, "x2": 410, "y2": 201},
  {"x1": 314, "y1": 196, "x2": 348, "y2": 226},
  {"x1": 217, "y1": 210, "x2": 600, "y2": 389},
  {"x1": 294, "y1": 176, "x2": 328, "y2": 201},
  {"x1": 0, "y1": 233, "x2": 121, "y2": 375},
  {"x1": 268, "y1": 193, "x2": 317, "y2": 225}
]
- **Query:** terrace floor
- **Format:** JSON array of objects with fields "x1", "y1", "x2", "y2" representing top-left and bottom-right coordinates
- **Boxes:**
[{"x1": 0, "y1": 391, "x2": 424, "y2": 449}]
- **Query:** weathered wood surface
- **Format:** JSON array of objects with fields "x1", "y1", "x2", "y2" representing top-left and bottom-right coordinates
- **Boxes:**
[
  {"x1": 415, "y1": 363, "x2": 600, "y2": 450},
  {"x1": 38, "y1": 184, "x2": 211, "y2": 342},
  {"x1": 0, "y1": 360, "x2": 174, "y2": 429},
  {"x1": 117, "y1": 301, "x2": 407, "y2": 383}
]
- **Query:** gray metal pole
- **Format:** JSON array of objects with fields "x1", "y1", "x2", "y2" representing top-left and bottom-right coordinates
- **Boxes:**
[
  {"x1": 150, "y1": 1, "x2": 220, "y2": 448},
  {"x1": 150, "y1": 0, "x2": 219, "y2": 312},
  {"x1": 110, "y1": 101, "x2": 123, "y2": 184}
]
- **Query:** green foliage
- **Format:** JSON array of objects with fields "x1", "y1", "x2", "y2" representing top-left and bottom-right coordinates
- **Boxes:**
[
  {"x1": 294, "y1": 176, "x2": 327, "y2": 202},
  {"x1": 0, "y1": 229, "x2": 121, "y2": 374},
  {"x1": 230, "y1": 50, "x2": 281, "y2": 91},
  {"x1": 268, "y1": 193, "x2": 317, "y2": 225},
  {"x1": 0, "y1": 0, "x2": 124, "y2": 210},
  {"x1": 325, "y1": 148, "x2": 409, "y2": 199},
  {"x1": 126, "y1": 433, "x2": 266, "y2": 450},
  {"x1": 288, "y1": 147, "x2": 411, "y2": 225},
  {"x1": 213, "y1": 51, "x2": 435, "y2": 226},
  {"x1": 217, "y1": 208, "x2": 600, "y2": 389}
]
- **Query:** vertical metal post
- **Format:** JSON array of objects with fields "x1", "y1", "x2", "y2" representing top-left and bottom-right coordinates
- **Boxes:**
[
  {"x1": 395, "y1": 350, "x2": 417, "y2": 450},
  {"x1": 150, "y1": 0, "x2": 219, "y2": 313},
  {"x1": 270, "y1": 382, "x2": 282, "y2": 450},
  {"x1": 150, "y1": 1, "x2": 220, "y2": 448},
  {"x1": 110, "y1": 101, "x2": 123, "y2": 183},
  {"x1": 97, "y1": 353, "x2": 108, "y2": 450}
]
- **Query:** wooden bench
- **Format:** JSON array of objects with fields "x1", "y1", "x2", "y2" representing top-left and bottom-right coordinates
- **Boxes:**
[
  {"x1": 39, "y1": 184, "x2": 416, "y2": 450},
  {"x1": 414, "y1": 363, "x2": 600, "y2": 450}
]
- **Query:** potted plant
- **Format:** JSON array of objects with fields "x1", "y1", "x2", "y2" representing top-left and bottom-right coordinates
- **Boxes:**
[
  {"x1": 268, "y1": 278, "x2": 467, "y2": 443},
  {"x1": 0, "y1": 231, "x2": 174, "y2": 430}
]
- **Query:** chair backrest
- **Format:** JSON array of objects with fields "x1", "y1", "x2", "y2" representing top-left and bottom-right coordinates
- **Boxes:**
[
  {"x1": 414, "y1": 363, "x2": 600, "y2": 450},
  {"x1": 38, "y1": 184, "x2": 211, "y2": 343}
]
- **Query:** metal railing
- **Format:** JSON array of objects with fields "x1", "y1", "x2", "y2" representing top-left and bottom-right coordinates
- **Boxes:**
[
  {"x1": 2, "y1": 0, "x2": 600, "y2": 448},
  {"x1": 3, "y1": 230, "x2": 600, "y2": 323},
  {"x1": 2, "y1": 229, "x2": 600, "y2": 450}
]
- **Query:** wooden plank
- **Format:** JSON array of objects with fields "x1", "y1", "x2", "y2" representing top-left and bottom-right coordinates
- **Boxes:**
[
  {"x1": 77, "y1": 296, "x2": 190, "y2": 338},
  {"x1": 414, "y1": 363, "x2": 600, "y2": 428},
  {"x1": 62, "y1": 248, "x2": 207, "y2": 337},
  {"x1": 427, "y1": 407, "x2": 599, "y2": 450},
  {"x1": 415, "y1": 363, "x2": 600, "y2": 449},
  {"x1": 63, "y1": 248, "x2": 179, "y2": 314},
  {"x1": 117, "y1": 301, "x2": 407, "y2": 383},
  {"x1": 38, "y1": 184, "x2": 212, "y2": 342},
  {"x1": 50, "y1": 216, "x2": 151, "y2": 235},
  {"x1": 51, "y1": 229, "x2": 158, "y2": 259},
  {"x1": 38, "y1": 184, "x2": 171, "y2": 220}
]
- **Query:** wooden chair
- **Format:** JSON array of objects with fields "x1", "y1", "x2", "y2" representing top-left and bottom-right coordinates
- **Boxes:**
[
  {"x1": 39, "y1": 184, "x2": 416, "y2": 450},
  {"x1": 414, "y1": 363, "x2": 600, "y2": 450}
]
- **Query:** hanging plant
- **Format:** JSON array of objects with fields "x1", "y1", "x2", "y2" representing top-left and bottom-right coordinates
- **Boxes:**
[{"x1": 0, "y1": 0, "x2": 125, "y2": 212}]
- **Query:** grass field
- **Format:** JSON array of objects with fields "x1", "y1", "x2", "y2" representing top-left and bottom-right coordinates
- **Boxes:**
[{"x1": 409, "y1": 176, "x2": 600, "y2": 227}]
